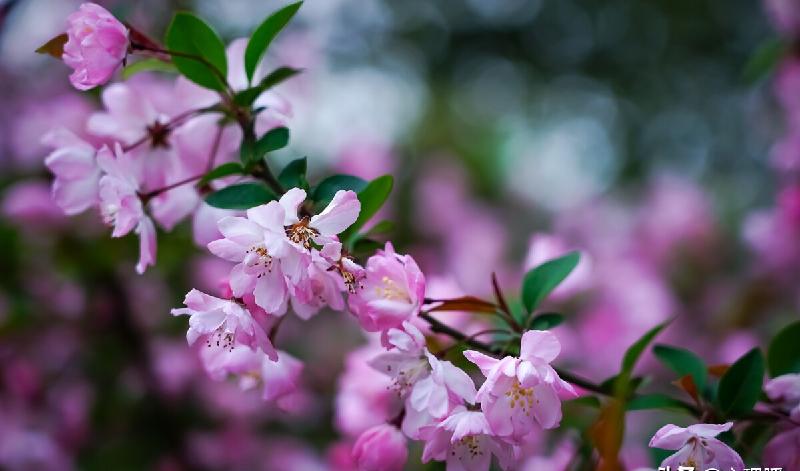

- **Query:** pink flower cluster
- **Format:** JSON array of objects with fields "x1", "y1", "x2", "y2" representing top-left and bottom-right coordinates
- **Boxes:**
[
  {"x1": 44, "y1": 38, "x2": 290, "y2": 274},
  {"x1": 351, "y1": 326, "x2": 577, "y2": 471}
]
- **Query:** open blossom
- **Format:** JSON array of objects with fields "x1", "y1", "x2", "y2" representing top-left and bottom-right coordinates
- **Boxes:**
[
  {"x1": 349, "y1": 243, "x2": 426, "y2": 333},
  {"x1": 208, "y1": 188, "x2": 359, "y2": 316},
  {"x1": 62, "y1": 3, "x2": 129, "y2": 90},
  {"x1": 420, "y1": 406, "x2": 515, "y2": 471},
  {"x1": 649, "y1": 423, "x2": 744, "y2": 471},
  {"x1": 351, "y1": 424, "x2": 408, "y2": 471},
  {"x1": 171, "y1": 289, "x2": 277, "y2": 362},
  {"x1": 765, "y1": 373, "x2": 800, "y2": 421},
  {"x1": 464, "y1": 330, "x2": 576, "y2": 440},
  {"x1": 369, "y1": 322, "x2": 429, "y2": 397},
  {"x1": 43, "y1": 128, "x2": 100, "y2": 215}
]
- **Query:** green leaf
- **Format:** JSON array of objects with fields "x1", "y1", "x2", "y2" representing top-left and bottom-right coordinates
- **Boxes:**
[
  {"x1": 718, "y1": 348, "x2": 765, "y2": 417},
  {"x1": 339, "y1": 175, "x2": 394, "y2": 244},
  {"x1": 35, "y1": 33, "x2": 68, "y2": 58},
  {"x1": 199, "y1": 162, "x2": 244, "y2": 186},
  {"x1": 234, "y1": 67, "x2": 303, "y2": 106},
  {"x1": 621, "y1": 322, "x2": 669, "y2": 377},
  {"x1": 255, "y1": 127, "x2": 290, "y2": 156},
  {"x1": 768, "y1": 321, "x2": 800, "y2": 377},
  {"x1": 205, "y1": 183, "x2": 276, "y2": 209},
  {"x1": 528, "y1": 312, "x2": 564, "y2": 330},
  {"x1": 278, "y1": 157, "x2": 308, "y2": 190},
  {"x1": 521, "y1": 251, "x2": 580, "y2": 313},
  {"x1": 244, "y1": 2, "x2": 303, "y2": 83},
  {"x1": 743, "y1": 38, "x2": 786, "y2": 84},
  {"x1": 122, "y1": 58, "x2": 178, "y2": 80},
  {"x1": 312, "y1": 175, "x2": 368, "y2": 207},
  {"x1": 165, "y1": 12, "x2": 228, "y2": 91},
  {"x1": 364, "y1": 220, "x2": 395, "y2": 237},
  {"x1": 627, "y1": 393, "x2": 690, "y2": 412},
  {"x1": 653, "y1": 344, "x2": 708, "y2": 392}
]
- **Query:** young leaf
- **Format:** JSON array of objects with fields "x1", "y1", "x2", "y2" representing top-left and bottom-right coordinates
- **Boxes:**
[
  {"x1": 122, "y1": 58, "x2": 178, "y2": 80},
  {"x1": 278, "y1": 157, "x2": 308, "y2": 190},
  {"x1": 244, "y1": 2, "x2": 302, "y2": 83},
  {"x1": 312, "y1": 175, "x2": 368, "y2": 207},
  {"x1": 339, "y1": 175, "x2": 393, "y2": 244},
  {"x1": 35, "y1": 33, "x2": 68, "y2": 58},
  {"x1": 528, "y1": 312, "x2": 564, "y2": 330},
  {"x1": 427, "y1": 296, "x2": 498, "y2": 313},
  {"x1": 767, "y1": 321, "x2": 800, "y2": 377},
  {"x1": 521, "y1": 251, "x2": 580, "y2": 313},
  {"x1": 718, "y1": 348, "x2": 765, "y2": 417},
  {"x1": 743, "y1": 38, "x2": 785, "y2": 84},
  {"x1": 205, "y1": 183, "x2": 276, "y2": 209},
  {"x1": 199, "y1": 162, "x2": 244, "y2": 186},
  {"x1": 165, "y1": 12, "x2": 228, "y2": 91},
  {"x1": 255, "y1": 127, "x2": 290, "y2": 156},
  {"x1": 653, "y1": 344, "x2": 708, "y2": 392}
]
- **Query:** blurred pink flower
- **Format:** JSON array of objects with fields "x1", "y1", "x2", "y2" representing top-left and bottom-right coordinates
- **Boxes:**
[
  {"x1": 2, "y1": 181, "x2": 65, "y2": 227},
  {"x1": 222, "y1": 347, "x2": 303, "y2": 406},
  {"x1": 335, "y1": 345, "x2": 398, "y2": 437},
  {"x1": 420, "y1": 406, "x2": 515, "y2": 471},
  {"x1": 763, "y1": 427, "x2": 800, "y2": 469},
  {"x1": 62, "y1": 3, "x2": 128, "y2": 90},
  {"x1": 43, "y1": 128, "x2": 101, "y2": 216},
  {"x1": 351, "y1": 424, "x2": 407, "y2": 471},
  {"x1": 765, "y1": 373, "x2": 800, "y2": 421},
  {"x1": 764, "y1": 0, "x2": 800, "y2": 39},
  {"x1": 465, "y1": 330, "x2": 576, "y2": 439},
  {"x1": 649, "y1": 422, "x2": 743, "y2": 471},
  {"x1": 171, "y1": 289, "x2": 277, "y2": 362},
  {"x1": 349, "y1": 242, "x2": 425, "y2": 334}
]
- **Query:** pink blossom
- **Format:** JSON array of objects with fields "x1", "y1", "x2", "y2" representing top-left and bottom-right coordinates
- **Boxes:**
[
  {"x1": 349, "y1": 242, "x2": 426, "y2": 333},
  {"x1": 2, "y1": 181, "x2": 65, "y2": 227},
  {"x1": 62, "y1": 3, "x2": 129, "y2": 90},
  {"x1": 335, "y1": 345, "x2": 398, "y2": 437},
  {"x1": 765, "y1": 373, "x2": 800, "y2": 421},
  {"x1": 649, "y1": 422, "x2": 744, "y2": 471},
  {"x1": 351, "y1": 424, "x2": 408, "y2": 471},
  {"x1": 171, "y1": 289, "x2": 277, "y2": 362},
  {"x1": 420, "y1": 406, "x2": 516, "y2": 471},
  {"x1": 96, "y1": 144, "x2": 157, "y2": 273},
  {"x1": 762, "y1": 427, "x2": 800, "y2": 469},
  {"x1": 280, "y1": 188, "x2": 361, "y2": 248},
  {"x1": 219, "y1": 347, "x2": 302, "y2": 406},
  {"x1": 464, "y1": 330, "x2": 576, "y2": 439},
  {"x1": 43, "y1": 128, "x2": 101, "y2": 216},
  {"x1": 369, "y1": 322, "x2": 429, "y2": 397}
]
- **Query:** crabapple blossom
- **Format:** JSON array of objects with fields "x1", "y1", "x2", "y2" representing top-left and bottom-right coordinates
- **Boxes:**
[
  {"x1": 170, "y1": 289, "x2": 277, "y2": 362},
  {"x1": 62, "y1": 3, "x2": 129, "y2": 90},
  {"x1": 765, "y1": 373, "x2": 800, "y2": 421},
  {"x1": 649, "y1": 422, "x2": 744, "y2": 471},
  {"x1": 208, "y1": 189, "x2": 360, "y2": 316},
  {"x1": 420, "y1": 406, "x2": 515, "y2": 471},
  {"x1": 368, "y1": 322, "x2": 429, "y2": 397},
  {"x1": 42, "y1": 128, "x2": 100, "y2": 216},
  {"x1": 349, "y1": 242, "x2": 426, "y2": 333},
  {"x1": 96, "y1": 144, "x2": 158, "y2": 274},
  {"x1": 351, "y1": 424, "x2": 408, "y2": 471},
  {"x1": 464, "y1": 330, "x2": 576, "y2": 440},
  {"x1": 335, "y1": 345, "x2": 398, "y2": 437}
]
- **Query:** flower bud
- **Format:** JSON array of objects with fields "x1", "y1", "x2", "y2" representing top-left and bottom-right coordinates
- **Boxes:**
[
  {"x1": 352, "y1": 424, "x2": 407, "y2": 471},
  {"x1": 63, "y1": 3, "x2": 129, "y2": 90}
]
